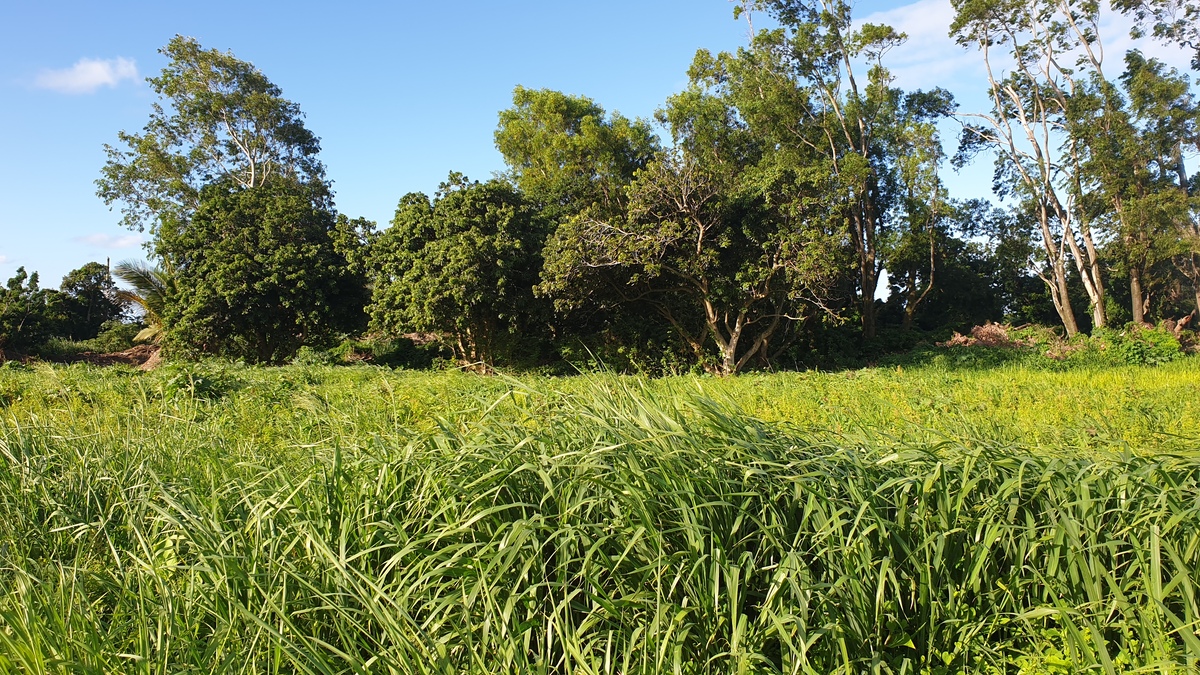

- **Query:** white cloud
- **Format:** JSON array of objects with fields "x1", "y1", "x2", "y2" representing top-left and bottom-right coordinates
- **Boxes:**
[
  {"x1": 857, "y1": 0, "x2": 1191, "y2": 93},
  {"x1": 858, "y1": 0, "x2": 980, "y2": 92},
  {"x1": 76, "y1": 233, "x2": 145, "y2": 249},
  {"x1": 0, "y1": 254, "x2": 9, "y2": 265},
  {"x1": 35, "y1": 57, "x2": 138, "y2": 94}
]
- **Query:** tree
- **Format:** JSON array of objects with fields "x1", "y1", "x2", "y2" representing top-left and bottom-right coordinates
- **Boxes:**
[
  {"x1": 496, "y1": 87, "x2": 668, "y2": 364},
  {"x1": 97, "y1": 35, "x2": 326, "y2": 238},
  {"x1": 881, "y1": 91, "x2": 958, "y2": 330},
  {"x1": 495, "y1": 87, "x2": 658, "y2": 223},
  {"x1": 540, "y1": 90, "x2": 842, "y2": 375},
  {"x1": 367, "y1": 174, "x2": 548, "y2": 367},
  {"x1": 112, "y1": 260, "x2": 175, "y2": 344},
  {"x1": 0, "y1": 268, "x2": 54, "y2": 356},
  {"x1": 1070, "y1": 51, "x2": 1196, "y2": 323},
  {"x1": 708, "y1": 1, "x2": 952, "y2": 340},
  {"x1": 952, "y1": 0, "x2": 1115, "y2": 335},
  {"x1": 1113, "y1": 0, "x2": 1200, "y2": 70},
  {"x1": 161, "y1": 177, "x2": 367, "y2": 363},
  {"x1": 56, "y1": 262, "x2": 126, "y2": 340},
  {"x1": 1115, "y1": 52, "x2": 1200, "y2": 317}
]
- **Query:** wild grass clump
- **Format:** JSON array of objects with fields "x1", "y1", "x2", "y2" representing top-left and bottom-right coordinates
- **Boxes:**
[{"x1": 1, "y1": 368, "x2": 1198, "y2": 673}]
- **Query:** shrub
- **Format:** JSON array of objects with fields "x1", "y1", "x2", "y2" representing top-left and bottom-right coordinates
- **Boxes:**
[{"x1": 1091, "y1": 324, "x2": 1182, "y2": 366}]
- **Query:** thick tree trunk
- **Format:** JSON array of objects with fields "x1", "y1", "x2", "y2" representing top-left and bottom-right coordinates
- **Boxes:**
[
  {"x1": 1131, "y1": 267, "x2": 1146, "y2": 325},
  {"x1": 1050, "y1": 261, "x2": 1081, "y2": 337}
]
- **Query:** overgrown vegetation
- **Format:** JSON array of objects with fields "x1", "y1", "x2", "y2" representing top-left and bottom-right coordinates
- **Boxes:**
[
  {"x1": 13, "y1": 0, "x2": 1184, "y2": 370},
  {"x1": 0, "y1": 362, "x2": 1198, "y2": 672}
]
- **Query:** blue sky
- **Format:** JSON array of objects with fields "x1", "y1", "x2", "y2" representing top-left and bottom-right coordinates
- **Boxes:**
[{"x1": 0, "y1": 0, "x2": 1190, "y2": 288}]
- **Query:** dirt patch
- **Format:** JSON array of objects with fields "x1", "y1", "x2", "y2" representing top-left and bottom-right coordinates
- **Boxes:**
[{"x1": 66, "y1": 344, "x2": 162, "y2": 370}]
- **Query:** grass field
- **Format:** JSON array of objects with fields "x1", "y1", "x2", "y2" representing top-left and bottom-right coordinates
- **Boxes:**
[{"x1": 1, "y1": 359, "x2": 1198, "y2": 673}]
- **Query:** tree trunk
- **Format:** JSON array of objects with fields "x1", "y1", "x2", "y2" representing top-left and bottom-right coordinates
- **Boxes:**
[
  {"x1": 1050, "y1": 260, "x2": 1081, "y2": 337},
  {"x1": 859, "y1": 224, "x2": 878, "y2": 340},
  {"x1": 1037, "y1": 205, "x2": 1080, "y2": 337},
  {"x1": 1131, "y1": 267, "x2": 1146, "y2": 325}
]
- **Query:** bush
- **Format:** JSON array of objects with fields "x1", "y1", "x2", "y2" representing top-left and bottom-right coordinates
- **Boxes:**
[
  {"x1": 158, "y1": 361, "x2": 244, "y2": 400},
  {"x1": 1090, "y1": 324, "x2": 1182, "y2": 366}
]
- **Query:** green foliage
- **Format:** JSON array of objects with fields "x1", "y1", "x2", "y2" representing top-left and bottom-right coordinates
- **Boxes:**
[
  {"x1": 162, "y1": 177, "x2": 368, "y2": 363},
  {"x1": 54, "y1": 262, "x2": 126, "y2": 340},
  {"x1": 367, "y1": 174, "x2": 549, "y2": 366},
  {"x1": 159, "y1": 361, "x2": 244, "y2": 400},
  {"x1": 1091, "y1": 324, "x2": 1184, "y2": 366},
  {"x1": 111, "y1": 259, "x2": 174, "y2": 344},
  {"x1": 97, "y1": 35, "x2": 326, "y2": 235},
  {"x1": 0, "y1": 268, "x2": 54, "y2": 356},
  {"x1": 495, "y1": 86, "x2": 659, "y2": 222},
  {"x1": 0, "y1": 364, "x2": 1199, "y2": 671},
  {"x1": 35, "y1": 321, "x2": 142, "y2": 362}
]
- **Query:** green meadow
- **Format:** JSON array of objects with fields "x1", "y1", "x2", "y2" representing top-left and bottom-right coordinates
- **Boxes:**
[{"x1": 1, "y1": 360, "x2": 1198, "y2": 673}]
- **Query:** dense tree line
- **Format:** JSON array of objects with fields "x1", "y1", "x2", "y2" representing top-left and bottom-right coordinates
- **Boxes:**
[
  {"x1": 4, "y1": 0, "x2": 1198, "y2": 372},
  {"x1": 0, "y1": 262, "x2": 128, "y2": 355}
]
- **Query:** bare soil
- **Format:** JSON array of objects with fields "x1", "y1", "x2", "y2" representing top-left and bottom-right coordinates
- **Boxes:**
[{"x1": 63, "y1": 344, "x2": 162, "y2": 370}]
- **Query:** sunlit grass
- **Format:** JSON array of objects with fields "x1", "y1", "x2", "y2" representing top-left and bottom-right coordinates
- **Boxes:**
[{"x1": 1, "y1": 360, "x2": 1198, "y2": 673}]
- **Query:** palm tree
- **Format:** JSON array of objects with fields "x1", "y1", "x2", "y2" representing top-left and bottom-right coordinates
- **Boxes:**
[{"x1": 112, "y1": 259, "x2": 174, "y2": 345}]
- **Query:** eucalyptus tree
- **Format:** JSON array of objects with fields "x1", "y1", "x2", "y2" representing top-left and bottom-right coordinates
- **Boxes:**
[
  {"x1": 97, "y1": 35, "x2": 327, "y2": 241},
  {"x1": 951, "y1": 0, "x2": 1117, "y2": 335}
]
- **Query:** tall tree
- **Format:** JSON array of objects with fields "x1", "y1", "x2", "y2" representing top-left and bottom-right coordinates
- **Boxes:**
[
  {"x1": 1071, "y1": 51, "x2": 1196, "y2": 323},
  {"x1": 1113, "y1": 0, "x2": 1200, "y2": 70},
  {"x1": 97, "y1": 35, "x2": 326, "y2": 239},
  {"x1": 1116, "y1": 52, "x2": 1200, "y2": 316},
  {"x1": 952, "y1": 0, "x2": 1114, "y2": 335},
  {"x1": 882, "y1": 91, "x2": 958, "y2": 330},
  {"x1": 367, "y1": 175, "x2": 549, "y2": 367},
  {"x1": 540, "y1": 90, "x2": 841, "y2": 375},
  {"x1": 161, "y1": 177, "x2": 367, "y2": 363},
  {"x1": 713, "y1": 1, "x2": 949, "y2": 339},
  {"x1": 496, "y1": 87, "x2": 668, "y2": 362},
  {"x1": 494, "y1": 86, "x2": 658, "y2": 223}
]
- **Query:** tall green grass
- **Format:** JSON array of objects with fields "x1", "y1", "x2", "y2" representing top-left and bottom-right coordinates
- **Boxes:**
[{"x1": 1, "y1": 362, "x2": 1198, "y2": 672}]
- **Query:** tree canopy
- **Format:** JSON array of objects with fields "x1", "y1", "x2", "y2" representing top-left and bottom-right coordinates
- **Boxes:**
[
  {"x1": 368, "y1": 175, "x2": 548, "y2": 367},
  {"x1": 162, "y1": 177, "x2": 366, "y2": 363},
  {"x1": 33, "y1": 14, "x2": 1196, "y2": 372},
  {"x1": 97, "y1": 35, "x2": 327, "y2": 238}
]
